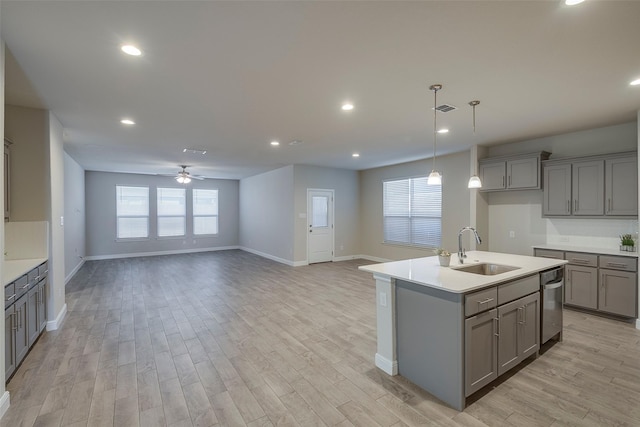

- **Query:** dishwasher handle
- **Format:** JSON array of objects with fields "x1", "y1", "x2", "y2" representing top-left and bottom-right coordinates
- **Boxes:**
[{"x1": 543, "y1": 281, "x2": 563, "y2": 290}]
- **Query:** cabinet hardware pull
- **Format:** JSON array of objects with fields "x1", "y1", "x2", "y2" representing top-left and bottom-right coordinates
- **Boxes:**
[
  {"x1": 493, "y1": 318, "x2": 500, "y2": 337},
  {"x1": 571, "y1": 258, "x2": 590, "y2": 264},
  {"x1": 508, "y1": 175, "x2": 512, "y2": 187},
  {"x1": 608, "y1": 199, "x2": 611, "y2": 212},
  {"x1": 478, "y1": 298, "x2": 494, "y2": 306},
  {"x1": 21, "y1": 284, "x2": 30, "y2": 290},
  {"x1": 517, "y1": 307, "x2": 523, "y2": 324},
  {"x1": 567, "y1": 200, "x2": 570, "y2": 213},
  {"x1": 502, "y1": 176, "x2": 505, "y2": 187},
  {"x1": 6, "y1": 294, "x2": 15, "y2": 301},
  {"x1": 606, "y1": 262, "x2": 627, "y2": 268},
  {"x1": 574, "y1": 200, "x2": 577, "y2": 211},
  {"x1": 12, "y1": 313, "x2": 17, "y2": 331}
]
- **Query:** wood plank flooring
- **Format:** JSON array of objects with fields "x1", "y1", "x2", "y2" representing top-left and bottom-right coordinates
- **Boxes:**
[{"x1": 2, "y1": 250, "x2": 640, "y2": 426}]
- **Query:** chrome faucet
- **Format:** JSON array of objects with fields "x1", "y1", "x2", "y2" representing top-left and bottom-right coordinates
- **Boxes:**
[{"x1": 458, "y1": 227, "x2": 482, "y2": 263}]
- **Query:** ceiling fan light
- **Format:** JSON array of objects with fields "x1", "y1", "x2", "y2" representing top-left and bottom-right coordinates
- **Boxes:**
[
  {"x1": 183, "y1": 176, "x2": 191, "y2": 184},
  {"x1": 427, "y1": 170, "x2": 442, "y2": 185},
  {"x1": 468, "y1": 175, "x2": 482, "y2": 189},
  {"x1": 176, "y1": 176, "x2": 184, "y2": 183}
]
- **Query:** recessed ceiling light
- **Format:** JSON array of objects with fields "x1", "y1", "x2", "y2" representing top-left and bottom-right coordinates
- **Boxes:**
[
  {"x1": 565, "y1": 0, "x2": 584, "y2": 5},
  {"x1": 183, "y1": 148, "x2": 207, "y2": 155},
  {"x1": 352, "y1": 153, "x2": 360, "y2": 158},
  {"x1": 437, "y1": 128, "x2": 449, "y2": 134},
  {"x1": 120, "y1": 119, "x2": 135, "y2": 125},
  {"x1": 270, "y1": 141, "x2": 280, "y2": 146},
  {"x1": 341, "y1": 102, "x2": 354, "y2": 111},
  {"x1": 630, "y1": 78, "x2": 640, "y2": 86},
  {"x1": 289, "y1": 140, "x2": 304, "y2": 146},
  {"x1": 121, "y1": 44, "x2": 142, "y2": 56}
]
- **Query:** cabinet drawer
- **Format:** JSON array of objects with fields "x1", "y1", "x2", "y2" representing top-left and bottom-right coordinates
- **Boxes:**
[
  {"x1": 38, "y1": 262, "x2": 49, "y2": 278},
  {"x1": 534, "y1": 249, "x2": 564, "y2": 260},
  {"x1": 5, "y1": 283, "x2": 16, "y2": 309},
  {"x1": 465, "y1": 287, "x2": 498, "y2": 317},
  {"x1": 565, "y1": 252, "x2": 598, "y2": 267},
  {"x1": 14, "y1": 275, "x2": 30, "y2": 299},
  {"x1": 28, "y1": 267, "x2": 40, "y2": 285},
  {"x1": 599, "y1": 256, "x2": 637, "y2": 272},
  {"x1": 497, "y1": 274, "x2": 539, "y2": 305}
]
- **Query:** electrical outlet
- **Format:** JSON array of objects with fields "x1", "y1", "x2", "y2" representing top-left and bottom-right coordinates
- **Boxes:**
[
  {"x1": 379, "y1": 292, "x2": 387, "y2": 307},
  {"x1": 509, "y1": 230, "x2": 515, "y2": 238}
]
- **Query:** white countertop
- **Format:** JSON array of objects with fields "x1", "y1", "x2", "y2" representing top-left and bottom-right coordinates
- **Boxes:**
[
  {"x1": 359, "y1": 251, "x2": 566, "y2": 294},
  {"x1": 4, "y1": 258, "x2": 48, "y2": 285},
  {"x1": 533, "y1": 244, "x2": 639, "y2": 258}
]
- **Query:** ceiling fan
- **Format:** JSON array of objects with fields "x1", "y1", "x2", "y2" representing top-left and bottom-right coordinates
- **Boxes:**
[{"x1": 161, "y1": 165, "x2": 205, "y2": 183}]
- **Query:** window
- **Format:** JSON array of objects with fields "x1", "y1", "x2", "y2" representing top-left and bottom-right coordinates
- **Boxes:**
[
  {"x1": 383, "y1": 176, "x2": 442, "y2": 248},
  {"x1": 116, "y1": 186, "x2": 149, "y2": 239},
  {"x1": 157, "y1": 187, "x2": 186, "y2": 237},
  {"x1": 193, "y1": 189, "x2": 219, "y2": 235}
]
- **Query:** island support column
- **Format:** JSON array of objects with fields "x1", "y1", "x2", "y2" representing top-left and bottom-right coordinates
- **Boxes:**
[{"x1": 373, "y1": 273, "x2": 398, "y2": 375}]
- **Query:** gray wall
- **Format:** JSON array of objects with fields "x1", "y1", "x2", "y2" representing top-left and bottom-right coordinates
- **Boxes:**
[
  {"x1": 359, "y1": 150, "x2": 478, "y2": 261},
  {"x1": 5, "y1": 105, "x2": 48, "y2": 221},
  {"x1": 292, "y1": 165, "x2": 359, "y2": 263},
  {"x1": 239, "y1": 165, "x2": 294, "y2": 263},
  {"x1": 64, "y1": 153, "x2": 85, "y2": 281},
  {"x1": 85, "y1": 171, "x2": 239, "y2": 257},
  {"x1": 485, "y1": 122, "x2": 638, "y2": 255}
]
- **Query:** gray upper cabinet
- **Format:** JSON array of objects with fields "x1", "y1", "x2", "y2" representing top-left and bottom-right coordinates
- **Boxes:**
[
  {"x1": 572, "y1": 160, "x2": 604, "y2": 216},
  {"x1": 479, "y1": 162, "x2": 506, "y2": 191},
  {"x1": 605, "y1": 157, "x2": 638, "y2": 216},
  {"x1": 479, "y1": 152, "x2": 550, "y2": 192},
  {"x1": 543, "y1": 151, "x2": 637, "y2": 218},
  {"x1": 543, "y1": 164, "x2": 572, "y2": 216}
]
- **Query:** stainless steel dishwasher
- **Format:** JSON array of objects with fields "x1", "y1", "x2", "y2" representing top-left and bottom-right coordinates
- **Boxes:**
[{"x1": 540, "y1": 267, "x2": 564, "y2": 344}]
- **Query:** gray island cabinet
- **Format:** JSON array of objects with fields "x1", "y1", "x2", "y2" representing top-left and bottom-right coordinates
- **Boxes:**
[{"x1": 360, "y1": 251, "x2": 566, "y2": 410}]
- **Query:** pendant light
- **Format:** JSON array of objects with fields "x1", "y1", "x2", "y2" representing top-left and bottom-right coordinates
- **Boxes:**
[
  {"x1": 427, "y1": 84, "x2": 442, "y2": 185},
  {"x1": 467, "y1": 100, "x2": 482, "y2": 189}
]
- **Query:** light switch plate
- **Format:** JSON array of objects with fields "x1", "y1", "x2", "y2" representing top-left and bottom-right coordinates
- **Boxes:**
[{"x1": 379, "y1": 292, "x2": 387, "y2": 307}]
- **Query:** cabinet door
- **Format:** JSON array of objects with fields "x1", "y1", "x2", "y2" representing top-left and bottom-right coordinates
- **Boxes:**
[
  {"x1": 497, "y1": 299, "x2": 520, "y2": 376},
  {"x1": 27, "y1": 285, "x2": 39, "y2": 347},
  {"x1": 507, "y1": 157, "x2": 539, "y2": 189},
  {"x1": 543, "y1": 164, "x2": 572, "y2": 216},
  {"x1": 599, "y1": 269, "x2": 637, "y2": 317},
  {"x1": 517, "y1": 292, "x2": 539, "y2": 359},
  {"x1": 465, "y1": 309, "x2": 498, "y2": 396},
  {"x1": 38, "y1": 281, "x2": 47, "y2": 333},
  {"x1": 14, "y1": 294, "x2": 29, "y2": 365},
  {"x1": 479, "y1": 162, "x2": 506, "y2": 191},
  {"x1": 565, "y1": 265, "x2": 598, "y2": 309},
  {"x1": 605, "y1": 157, "x2": 638, "y2": 216},
  {"x1": 572, "y1": 160, "x2": 604, "y2": 216},
  {"x1": 4, "y1": 143, "x2": 10, "y2": 220},
  {"x1": 5, "y1": 306, "x2": 15, "y2": 380}
]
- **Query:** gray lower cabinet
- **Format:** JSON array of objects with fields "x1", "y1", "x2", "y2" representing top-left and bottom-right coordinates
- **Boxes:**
[
  {"x1": 465, "y1": 309, "x2": 498, "y2": 395},
  {"x1": 497, "y1": 292, "x2": 539, "y2": 376},
  {"x1": 14, "y1": 294, "x2": 29, "y2": 365},
  {"x1": 464, "y1": 280, "x2": 540, "y2": 397},
  {"x1": 38, "y1": 279, "x2": 47, "y2": 333},
  {"x1": 5, "y1": 306, "x2": 15, "y2": 379},
  {"x1": 599, "y1": 269, "x2": 637, "y2": 317},
  {"x1": 27, "y1": 285, "x2": 39, "y2": 347},
  {"x1": 565, "y1": 265, "x2": 598, "y2": 309}
]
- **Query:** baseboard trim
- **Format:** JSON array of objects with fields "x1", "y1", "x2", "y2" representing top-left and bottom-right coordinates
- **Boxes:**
[
  {"x1": 358, "y1": 254, "x2": 393, "y2": 263},
  {"x1": 239, "y1": 247, "x2": 295, "y2": 267},
  {"x1": 46, "y1": 304, "x2": 67, "y2": 331},
  {"x1": 0, "y1": 391, "x2": 10, "y2": 420},
  {"x1": 375, "y1": 353, "x2": 398, "y2": 375},
  {"x1": 333, "y1": 255, "x2": 358, "y2": 262},
  {"x1": 84, "y1": 246, "x2": 240, "y2": 261},
  {"x1": 65, "y1": 258, "x2": 86, "y2": 285}
]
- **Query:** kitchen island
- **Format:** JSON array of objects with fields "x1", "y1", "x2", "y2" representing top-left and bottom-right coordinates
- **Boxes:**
[{"x1": 359, "y1": 251, "x2": 566, "y2": 410}]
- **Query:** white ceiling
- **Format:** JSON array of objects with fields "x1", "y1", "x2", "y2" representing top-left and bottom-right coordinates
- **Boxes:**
[{"x1": 2, "y1": 1, "x2": 640, "y2": 180}]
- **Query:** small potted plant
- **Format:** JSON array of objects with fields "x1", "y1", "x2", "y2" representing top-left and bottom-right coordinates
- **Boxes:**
[
  {"x1": 434, "y1": 248, "x2": 451, "y2": 267},
  {"x1": 620, "y1": 234, "x2": 636, "y2": 252}
]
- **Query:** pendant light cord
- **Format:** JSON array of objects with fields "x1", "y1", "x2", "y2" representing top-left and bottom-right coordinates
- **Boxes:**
[{"x1": 429, "y1": 84, "x2": 442, "y2": 172}]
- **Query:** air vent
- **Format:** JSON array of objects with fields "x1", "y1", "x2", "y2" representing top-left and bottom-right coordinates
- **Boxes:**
[{"x1": 435, "y1": 104, "x2": 457, "y2": 113}]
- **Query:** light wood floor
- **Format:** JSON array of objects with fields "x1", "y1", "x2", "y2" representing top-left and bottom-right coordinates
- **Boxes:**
[{"x1": 2, "y1": 250, "x2": 640, "y2": 426}]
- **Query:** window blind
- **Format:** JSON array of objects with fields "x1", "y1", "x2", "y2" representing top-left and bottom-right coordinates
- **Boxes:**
[
  {"x1": 116, "y1": 186, "x2": 149, "y2": 239},
  {"x1": 157, "y1": 187, "x2": 186, "y2": 237},
  {"x1": 193, "y1": 189, "x2": 219, "y2": 235},
  {"x1": 383, "y1": 176, "x2": 442, "y2": 248}
]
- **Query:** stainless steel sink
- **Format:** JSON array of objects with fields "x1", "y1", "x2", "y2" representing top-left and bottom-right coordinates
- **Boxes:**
[{"x1": 452, "y1": 263, "x2": 520, "y2": 275}]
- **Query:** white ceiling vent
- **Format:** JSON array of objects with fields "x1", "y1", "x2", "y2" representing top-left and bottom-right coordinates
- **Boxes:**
[{"x1": 434, "y1": 104, "x2": 457, "y2": 113}]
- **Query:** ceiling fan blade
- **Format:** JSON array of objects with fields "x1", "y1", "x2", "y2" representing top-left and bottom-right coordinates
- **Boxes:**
[{"x1": 190, "y1": 175, "x2": 205, "y2": 180}]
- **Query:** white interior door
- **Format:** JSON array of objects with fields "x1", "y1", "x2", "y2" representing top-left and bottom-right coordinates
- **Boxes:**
[{"x1": 307, "y1": 189, "x2": 334, "y2": 264}]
